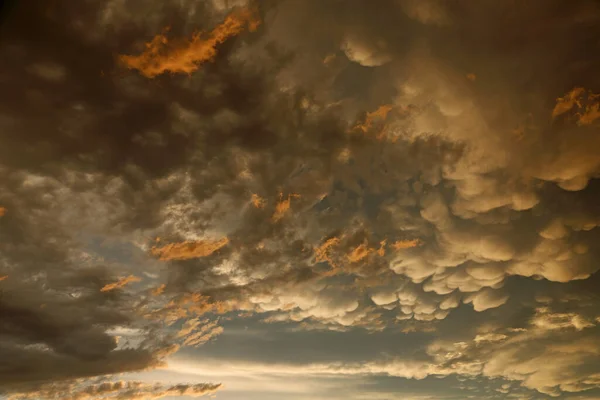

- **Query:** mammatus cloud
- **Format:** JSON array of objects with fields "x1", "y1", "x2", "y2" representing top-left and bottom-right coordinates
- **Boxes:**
[
  {"x1": 119, "y1": 6, "x2": 260, "y2": 77},
  {"x1": 1, "y1": 0, "x2": 600, "y2": 399},
  {"x1": 172, "y1": 302, "x2": 600, "y2": 397}
]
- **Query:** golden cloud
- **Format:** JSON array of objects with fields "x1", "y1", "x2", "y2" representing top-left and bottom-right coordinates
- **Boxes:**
[
  {"x1": 0, "y1": 207, "x2": 6, "y2": 217},
  {"x1": 552, "y1": 87, "x2": 585, "y2": 118},
  {"x1": 251, "y1": 193, "x2": 266, "y2": 208},
  {"x1": 578, "y1": 102, "x2": 600, "y2": 125},
  {"x1": 152, "y1": 284, "x2": 166, "y2": 296},
  {"x1": 392, "y1": 239, "x2": 421, "y2": 250},
  {"x1": 119, "y1": 6, "x2": 260, "y2": 78},
  {"x1": 353, "y1": 104, "x2": 394, "y2": 134},
  {"x1": 272, "y1": 193, "x2": 300, "y2": 222},
  {"x1": 100, "y1": 275, "x2": 142, "y2": 292},
  {"x1": 150, "y1": 237, "x2": 229, "y2": 261},
  {"x1": 347, "y1": 242, "x2": 371, "y2": 263},
  {"x1": 314, "y1": 237, "x2": 341, "y2": 266},
  {"x1": 347, "y1": 239, "x2": 388, "y2": 263},
  {"x1": 552, "y1": 87, "x2": 600, "y2": 125}
]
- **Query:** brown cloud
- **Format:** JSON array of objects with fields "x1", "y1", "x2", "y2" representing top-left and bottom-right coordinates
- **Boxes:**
[
  {"x1": 3, "y1": 0, "x2": 600, "y2": 398},
  {"x1": 150, "y1": 238, "x2": 229, "y2": 261},
  {"x1": 0, "y1": 275, "x2": 8, "y2": 281},
  {"x1": 0, "y1": 207, "x2": 6, "y2": 216},
  {"x1": 100, "y1": 275, "x2": 142, "y2": 292},
  {"x1": 119, "y1": 6, "x2": 260, "y2": 78}
]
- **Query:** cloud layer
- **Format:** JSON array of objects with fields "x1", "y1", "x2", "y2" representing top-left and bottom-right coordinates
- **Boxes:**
[{"x1": 0, "y1": 0, "x2": 599, "y2": 399}]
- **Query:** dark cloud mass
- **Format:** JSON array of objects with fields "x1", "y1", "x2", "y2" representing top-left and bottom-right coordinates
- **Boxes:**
[{"x1": 1, "y1": 0, "x2": 600, "y2": 399}]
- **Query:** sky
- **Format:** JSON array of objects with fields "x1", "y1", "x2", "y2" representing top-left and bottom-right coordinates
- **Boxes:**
[{"x1": 1, "y1": 0, "x2": 600, "y2": 399}]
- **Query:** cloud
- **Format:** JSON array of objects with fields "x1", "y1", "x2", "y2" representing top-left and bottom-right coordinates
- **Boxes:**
[
  {"x1": 342, "y1": 36, "x2": 391, "y2": 67},
  {"x1": 119, "y1": 6, "x2": 260, "y2": 77},
  {"x1": 552, "y1": 87, "x2": 586, "y2": 118},
  {"x1": 272, "y1": 193, "x2": 300, "y2": 222},
  {"x1": 2, "y1": 0, "x2": 600, "y2": 398},
  {"x1": 552, "y1": 87, "x2": 600, "y2": 125},
  {"x1": 150, "y1": 238, "x2": 229, "y2": 261},
  {"x1": 171, "y1": 301, "x2": 600, "y2": 397},
  {"x1": 464, "y1": 288, "x2": 509, "y2": 312},
  {"x1": 7, "y1": 380, "x2": 222, "y2": 400},
  {"x1": 250, "y1": 193, "x2": 266, "y2": 208},
  {"x1": 100, "y1": 275, "x2": 142, "y2": 292}
]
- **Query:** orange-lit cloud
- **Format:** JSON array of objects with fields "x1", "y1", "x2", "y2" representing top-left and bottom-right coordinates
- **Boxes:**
[
  {"x1": 552, "y1": 87, "x2": 585, "y2": 118},
  {"x1": 0, "y1": 207, "x2": 6, "y2": 217},
  {"x1": 466, "y1": 73, "x2": 477, "y2": 81},
  {"x1": 251, "y1": 193, "x2": 266, "y2": 208},
  {"x1": 323, "y1": 53, "x2": 337, "y2": 65},
  {"x1": 177, "y1": 318, "x2": 224, "y2": 347},
  {"x1": 119, "y1": 7, "x2": 260, "y2": 78},
  {"x1": 101, "y1": 275, "x2": 142, "y2": 292},
  {"x1": 353, "y1": 104, "x2": 394, "y2": 134},
  {"x1": 150, "y1": 237, "x2": 229, "y2": 261},
  {"x1": 272, "y1": 193, "x2": 300, "y2": 222},
  {"x1": 392, "y1": 239, "x2": 421, "y2": 250},
  {"x1": 152, "y1": 284, "x2": 166, "y2": 296},
  {"x1": 347, "y1": 239, "x2": 388, "y2": 262},
  {"x1": 376, "y1": 239, "x2": 386, "y2": 256},
  {"x1": 578, "y1": 102, "x2": 600, "y2": 125},
  {"x1": 347, "y1": 242, "x2": 371, "y2": 263},
  {"x1": 0, "y1": 275, "x2": 8, "y2": 281},
  {"x1": 146, "y1": 292, "x2": 230, "y2": 326},
  {"x1": 552, "y1": 87, "x2": 600, "y2": 125},
  {"x1": 314, "y1": 237, "x2": 341, "y2": 267}
]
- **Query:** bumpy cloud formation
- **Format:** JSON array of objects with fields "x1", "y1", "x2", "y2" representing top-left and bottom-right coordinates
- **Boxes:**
[
  {"x1": 1, "y1": 0, "x2": 600, "y2": 399},
  {"x1": 173, "y1": 299, "x2": 600, "y2": 397}
]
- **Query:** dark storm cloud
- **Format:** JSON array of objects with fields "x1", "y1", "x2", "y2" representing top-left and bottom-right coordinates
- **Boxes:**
[{"x1": 1, "y1": 0, "x2": 600, "y2": 399}]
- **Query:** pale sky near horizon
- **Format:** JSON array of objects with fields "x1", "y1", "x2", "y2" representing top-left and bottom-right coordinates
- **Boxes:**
[{"x1": 1, "y1": 1, "x2": 600, "y2": 399}]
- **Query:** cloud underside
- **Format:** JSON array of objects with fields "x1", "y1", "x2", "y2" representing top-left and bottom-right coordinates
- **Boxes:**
[{"x1": 0, "y1": 0, "x2": 600, "y2": 398}]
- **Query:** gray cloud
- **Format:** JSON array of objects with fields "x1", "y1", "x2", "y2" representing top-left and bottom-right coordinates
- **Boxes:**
[{"x1": 1, "y1": 0, "x2": 600, "y2": 398}]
